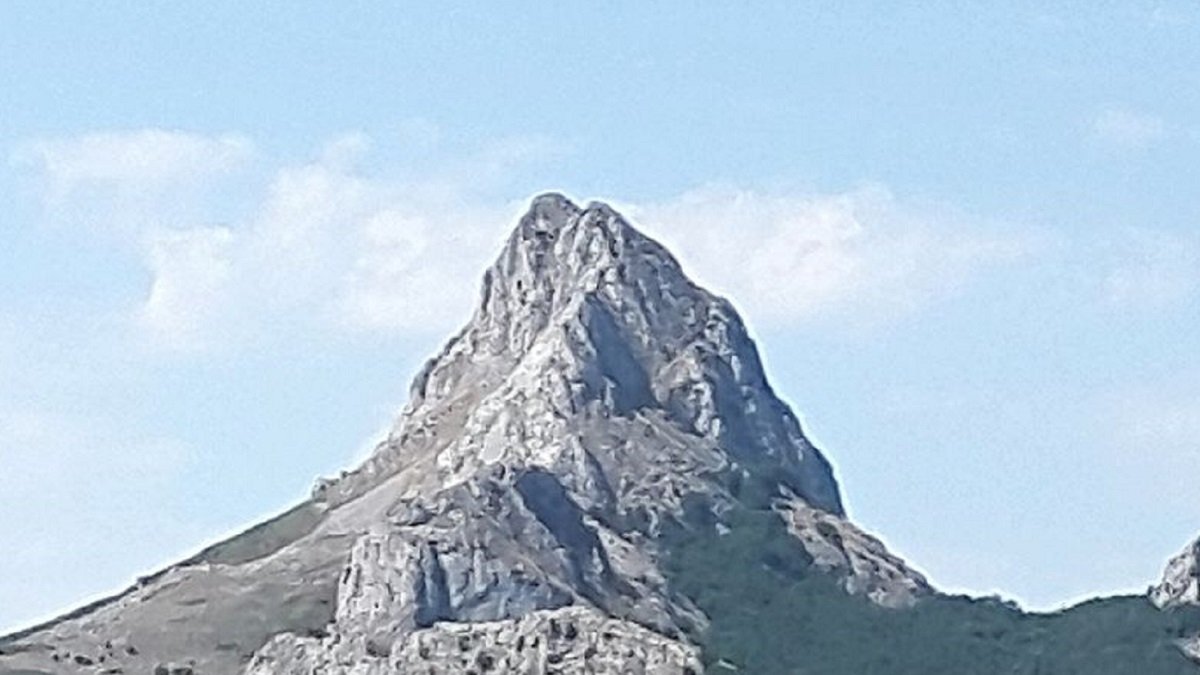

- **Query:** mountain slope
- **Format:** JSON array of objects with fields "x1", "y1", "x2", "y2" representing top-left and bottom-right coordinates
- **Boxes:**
[
  {"x1": 0, "y1": 194, "x2": 907, "y2": 675},
  {"x1": 663, "y1": 504, "x2": 1200, "y2": 673},
  {"x1": 1154, "y1": 536, "x2": 1200, "y2": 661},
  {"x1": 0, "y1": 194, "x2": 1195, "y2": 674}
]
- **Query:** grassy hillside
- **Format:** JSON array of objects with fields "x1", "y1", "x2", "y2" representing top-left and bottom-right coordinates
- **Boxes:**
[{"x1": 662, "y1": 506, "x2": 1200, "y2": 674}]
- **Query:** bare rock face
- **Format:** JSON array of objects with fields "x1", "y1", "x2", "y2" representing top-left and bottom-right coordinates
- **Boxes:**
[
  {"x1": 248, "y1": 606, "x2": 701, "y2": 675},
  {"x1": 781, "y1": 499, "x2": 931, "y2": 608},
  {"x1": 1152, "y1": 536, "x2": 1200, "y2": 609},
  {"x1": 1151, "y1": 535, "x2": 1200, "y2": 663},
  {"x1": 0, "y1": 194, "x2": 921, "y2": 675},
  {"x1": 1183, "y1": 635, "x2": 1200, "y2": 664},
  {"x1": 321, "y1": 193, "x2": 843, "y2": 515}
]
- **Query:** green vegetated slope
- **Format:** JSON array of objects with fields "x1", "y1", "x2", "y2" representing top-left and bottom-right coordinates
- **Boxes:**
[{"x1": 663, "y1": 506, "x2": 1200, "y2": 675}]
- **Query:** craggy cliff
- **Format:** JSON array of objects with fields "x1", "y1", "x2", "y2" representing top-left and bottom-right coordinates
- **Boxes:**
[{"x1": 3, "y1": 194, "x2": 1197, "y2": 674}]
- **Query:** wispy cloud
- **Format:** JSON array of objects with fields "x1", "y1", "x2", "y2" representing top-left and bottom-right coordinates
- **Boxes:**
[
  {"x1": 14, "y1": 129, "x2": 253, "y2": 194},
  {"x1": 13, "y1": 129, "x2": 255, "y2": 234},
  {"x1": 1100, "y1": 228, "x2": 1199, "y2": 310},
  {"x1": 129, "y1": 177, "x2": 1029, "y2": 344},
  {"x1": 15, "y1": 130, "x2": 1035, "y2": 348},
  {"x1": 1118, "y1": 392, "x2": 1200, "y2": 452},
  {"x1": 14, "y1": 130, "x2": 562, "y2": 351},
  {"x1": 627, "y1": 185, "x2": 1030, "y2": 328},
  {"x1": 1147, "y1": 4, "x2": 1199, "y2": 27},
  {"x1": 139, "y1": 225, "x2": 237, "y2": 348},
  {"x1": 1091, "y1": 107, "x2": 1168, "y2": 151}
]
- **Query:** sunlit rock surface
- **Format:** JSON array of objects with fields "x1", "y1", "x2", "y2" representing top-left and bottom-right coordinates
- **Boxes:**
[
  {"x1": 0, "y1": 194, "x2": 931, "y2": 675},
  {"x1": 1154, "y1": 537, "x2": 1200, "y2": 609},
  {"x1": 781, "y1": 498, "x2": 931, "y2": 608},
  {"x1": 1152, "y1": 536, "x2": 1200, "y2": 664}
]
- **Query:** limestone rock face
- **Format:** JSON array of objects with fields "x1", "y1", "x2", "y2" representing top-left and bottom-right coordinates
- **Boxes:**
[
  {"x1": 1151, "y1": 535, "x2": 1200, "y2": 663},
  {"x1": 781, "y1": 499, "x2": 931, "y2": 608},
  {"x1": 247, "y1": 606, "x2": 701, "y2": 675},
  {"x1": 1183, "y1": 635, "x2": 1200, "y2": 664},
  {"x1": 0, "y1": 194, "x2": 921, "y2": 675},
  {"x1": 1152, "y1": 536, "x2": 1200, "y2": 609},
  {"x1": 321, "y1": 193, "x2": 844, "y2": 516}
]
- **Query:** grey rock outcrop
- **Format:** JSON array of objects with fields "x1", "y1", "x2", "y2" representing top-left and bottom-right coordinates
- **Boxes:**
[
  {"x1": 1184, "y1": 637, "x2": 1200, "y2": 665},
  {"x1": 781, "y1": 498, "x2": 931, "y2": 608},
  {"x1": 0, "y1": 193, "x2": 925, "y2": 675},
  {"x1": 248, "y1": 606, "x2": 701, "y2": 675},
  {"x1": 1151, "y1": 535, "x2": 1200, "y2": 663},
  {"x1": 320, "y1": 193, "x2": 843, "y2": 516},
  {"x1": 1152, "y1": 536, "x2": 1200, "y2": 609}
]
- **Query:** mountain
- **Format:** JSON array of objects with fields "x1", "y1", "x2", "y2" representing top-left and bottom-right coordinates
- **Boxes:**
[
  {"x1": 0, "y1": 194, "x2": 1197, "y2": 674},
  {"x1": 1154, "y1": 537, "x2": 1200, "y2": 661},
  {"x1": 1154, "y1": 538, "x2": 1200, "y2": 609}
]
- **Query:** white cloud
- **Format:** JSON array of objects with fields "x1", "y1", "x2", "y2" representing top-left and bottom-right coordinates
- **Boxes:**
[
  {"x1": 124, "y1": 137, "x2": 528, "y2": 350},
  {"x1": 17, "y1": 129, "x2": 252, "y2": 193},
  {"x1": 1148, "y1": 4, "x2": 1198, "y2": 27},
  {"x1": 148, "y1": 177, "x2": 1017, "y2": 345},
  {"x1": 317, "y1": 131, "x2": 373, "y2": 167},
  {"x1": 339, "y1": 204, "x2": 508, "y2": 332},
  {"x1": 139, "y1": 226, "x2": 236, "y2": 349},
  {"x1": 1091, "y1": 108, "x2": 1167, "y2": 150},
  {"x1": 1120, "y1": 393, "x2": 1200, "y2": 451},
  {"x1": 469, "y1": 134, "x2": 574, "y2": 177},
  {"x1": 13, "y1": 129, "x2": 254, "y2": 234},
  {"x1": 626, "y1": 185, "x2": 1028, "y2": 327},
  {"x1": 1101, "y1": 228, "x2": 1199, "y2": 309},
  {"x1": 18, "y1": 129, "x2": 1026, "y2": 349},
  {"x1": 14, "y1": 129, "x2": 572, "y2": 351}
]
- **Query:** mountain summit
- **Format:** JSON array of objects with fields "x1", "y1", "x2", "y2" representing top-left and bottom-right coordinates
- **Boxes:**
[
  {"x1": 321, "y1": 192, "x2": 843, "y2": 516},
  {"x1": 4, "y1": 194, "x2": 1199, "y2": 674},
  {"x1": 0, "y1": 194, "x2": 921, "y2": 674}
]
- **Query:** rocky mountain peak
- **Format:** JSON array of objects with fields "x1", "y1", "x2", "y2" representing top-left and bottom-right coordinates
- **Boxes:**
[
  {"x1": 5, "y1": 194, "x2": 1200, "y2": 674},
  {"x1": 1152, "y1": 535, "x2": 1200, "y2": 608},
  {"x1": 480, "y1": 192, "x2": 688, "y2": 355},
  {"x1": 321, "y1": 194, "x2": 845, "y2": 517},
  {"x1": 2, "y1": 193, "x2": 935, "y2": 675}
]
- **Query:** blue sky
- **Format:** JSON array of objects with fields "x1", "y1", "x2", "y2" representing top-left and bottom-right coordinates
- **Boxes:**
[{"x1": 2, "y1": 2, "x2": 1199, "y2": 632}]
